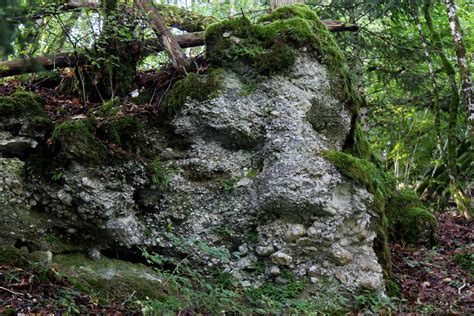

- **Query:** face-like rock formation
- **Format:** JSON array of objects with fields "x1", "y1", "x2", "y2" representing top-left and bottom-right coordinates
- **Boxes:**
[{"x1": 0, "y1": 55, "x2": 384, "y2": 293}]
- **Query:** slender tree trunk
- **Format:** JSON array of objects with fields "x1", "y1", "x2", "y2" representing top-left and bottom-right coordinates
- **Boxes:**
[
  {"x1": 135, "y1": 0, "x2": 190, "y2": 73},
  {"x1": 423, "y1": 0, "x2": 459, "y2": 185},
  {"x1": 445, "y1": 0, "x2": 473, "y2": 216},
  {"x1": 411, "y1": 4, "x2": 442, "y2": 147},
  {"x1": 348, "y1": 5, "x2": 364, "y2": 97},
  {"x1": 445, "y1": 0, "x2": 473, "y2": 133}
]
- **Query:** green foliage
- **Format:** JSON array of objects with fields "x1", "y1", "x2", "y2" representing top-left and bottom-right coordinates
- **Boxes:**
[
  {"x1": 220, "y1": 177, "x2": 236, "y2": 192},
  {"x1": 452, "y1": 252, "x2": 474, "y2": 271},
  {"x1": 148, "y1": 158, "x2": 170, "y2": 187},
  {"x1": 95, "y1": 98, "x2": 121, "y2": 116},
  {"x1": 50, "y1": 169, "x2": 63, "y2": 182},
  {"x1": 161, "y1": 69, "x2": 223, "y2": 114},
  {"x1": 353, "y1": 291, "x2": 397, "y2": 314},
  {"x1": 386, "y1": 189, "x2": 437, "y2": 245},
  {"x1": 138, "y1": 233, "x2": 344, "y2": 314},
  {"x1": 51, "y1": 119, "x2": 106, "y2": 164}
]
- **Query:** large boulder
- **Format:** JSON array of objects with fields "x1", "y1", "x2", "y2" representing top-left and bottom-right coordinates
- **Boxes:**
[{"x1": 0, "y1": 5, "x2": 386, "y2": 298}]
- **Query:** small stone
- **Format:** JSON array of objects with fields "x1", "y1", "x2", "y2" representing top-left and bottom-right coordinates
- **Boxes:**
[
  {"x1": 284, "y1": 224, "x2": 306, "y2": 241},
  {"x1": 360, "y1": 276, "x2": 382, "y2": 290},
  {"x1": 88, "y1": 248, "x2": 101, "y2": 260},
  {"x1": 66, "y1": 227, "x2": 77, "y2": 234},
  {"x1": 236, "y1": 178, "x2": 252, "y2": 187},
  {"x1": 270, "y1": 251, "x2": 293, "y2": 266},
  {"x1": 238, "y1": 244, "x2": 249, "y2": 255},
  {"x1": 329, "y1": 245, "x2": 353, "y2": 265},
  {"x1": 269, "y1": 265, "x2": 280, "y2": 276},
  {"x1": 307, "y1": 226, "x2": 322, "y2": 238},
  {"x1": 238, "y1": 256, "x2": 254, "y2": 270},
  {"x1": 307, "y1": 265, "x2": 320, "y2": 277},
  {"x1": 241, "y1": 280, "x2": 251, "y2": 287},
  {"x1": 256, "y1": 245, "x2": 275, "y2": 256},
  {"x1": 443, "y1": 278, "x2": 452, "y2": 283}
]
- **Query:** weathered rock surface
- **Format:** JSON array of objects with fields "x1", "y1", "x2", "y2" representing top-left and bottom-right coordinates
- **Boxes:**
[{"x1": 0, "y1": 55, "x2": 384, "y2": 293}]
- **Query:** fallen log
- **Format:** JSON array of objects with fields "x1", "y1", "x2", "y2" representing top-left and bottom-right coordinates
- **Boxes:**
[
  {"x1": 135, "y1": 0, "x2": 190, "y2": 73},
  {"x1": 0, "y1": 19, "x2": 358, "y2": 78},
  {"x1": 0, "y1": 33, "x2": 204, "y2": 78}
]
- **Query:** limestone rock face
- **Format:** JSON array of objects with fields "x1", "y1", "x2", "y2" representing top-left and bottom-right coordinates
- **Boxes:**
[{"x1": 0, "y1": 56, "x2": 384, "y2": 292}]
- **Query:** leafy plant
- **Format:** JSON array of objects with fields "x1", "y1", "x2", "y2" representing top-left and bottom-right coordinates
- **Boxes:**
[
  {"x1": 51, "y1": 169, "x2": 63, "y2": 182},
  {"x1": 452, "y1": 252, "x2": 474, "y2": 271},
  {"x1": 149, "y1": 158, "x2": 170, "y2": 187}
]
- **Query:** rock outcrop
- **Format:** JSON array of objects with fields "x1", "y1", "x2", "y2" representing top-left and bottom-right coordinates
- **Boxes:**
[
  {"x1": 0, "y1": 55, "x2": 384, "y2": 293},
  {"x1": 0, "y1": 5, "x2": 387, "y2": 300}
]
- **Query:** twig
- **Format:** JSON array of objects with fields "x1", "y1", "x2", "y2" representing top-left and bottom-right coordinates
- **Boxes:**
[
  {"x1": 457, "y1": 279, "x2": 467, "y2": 295},
  {"x1": 0, "y1": 286, "x2": 24, "y2": 296}
]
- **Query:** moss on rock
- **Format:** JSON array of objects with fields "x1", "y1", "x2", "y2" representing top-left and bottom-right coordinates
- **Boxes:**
[
  {"x1": 51, "y1": 119, "x2": 106, "y2": 164},
  {"x1": 0, "y1": 90, "x2": 50, "y2": 127},
  {"x1": 162, "y1": 69, "x2": 223, "y2": 114},
  {"x1": 98, "y1": 115, "x2": 142, "y2": 148},
  {"x1": 53, "y1": 253, "x2": 166, "y2": 301},
  {"x1": 0, "y1": 246, "x2": 28, "y2": 266},
  {"x1": 205, "y1": 4, "x2": 360, "y2": 112}
]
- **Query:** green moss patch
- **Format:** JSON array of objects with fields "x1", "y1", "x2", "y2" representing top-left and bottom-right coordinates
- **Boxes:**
[
  {"x1": 51, "y1": 119, "x2": 106, "y2": 164},
  {"x1": 0, "y1": 246, "x2": 28, "y2": 267},
  {"x1": 98, "y1": 115, "x2": 141, "y2": 147},
  {"x1": 386, "y1": 189, "x2": 437, "y2": 245},
  {"x1": 53, "y1": 254, "x2": 165, "y2": 301},
  {"x1": 0, "y1": 90, "x2": 50, "y2": 127},
  {"x1": 161, "y1": 69, "x2": 223, "y2": 114},
  {"x1": 452, "y1": 252, "x2": 474, "y2": 271},
  {"x1": 205, "y1": 4, "x2": 359, "y2": 111}
]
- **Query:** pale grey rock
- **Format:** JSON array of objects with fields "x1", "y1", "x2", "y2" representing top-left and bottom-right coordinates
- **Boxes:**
[
  {"x1": 284, "y1": 224, "x2": 306, "y2": 241},
  {"x1": 329, "y1": 244, "x2": 354, "y2": 266},
  {"x1": 0, "y1": 55, "x2": 385, "y2": 294},
  {"x1": 256, "y1": 245, "x2": 276, "y2": 257},
  {"x1": 270, "y1": 251, "x2": 293, "y2": 266},
  {"x1": 88, "y1": 248, "x2": 102, "y2": 260},
  {"x1": 269, "y1": 265, "x2": 281, "y2": 276}
]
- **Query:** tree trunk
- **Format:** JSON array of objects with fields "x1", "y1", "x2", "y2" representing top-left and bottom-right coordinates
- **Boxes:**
[
  {"x1": 411, "y1": 3, "x2": 442, "y2": 147},
  {"x1": 445, "y1": 0, "x2": 473, "y2": 136},
  {"x1": 424, "y1": 0, "x2": 460, "y2": 207},
  {"x1": 135, "y1": 0, "x2": 190, "y2": 74}
]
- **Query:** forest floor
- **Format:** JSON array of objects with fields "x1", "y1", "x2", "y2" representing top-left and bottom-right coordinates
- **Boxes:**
[
  {"x1": 390, "y1": 211, "x2": 473, "y2": 314},
  {"x1": 0, "y1": 212, "x2": 472, "y2": 314}
]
